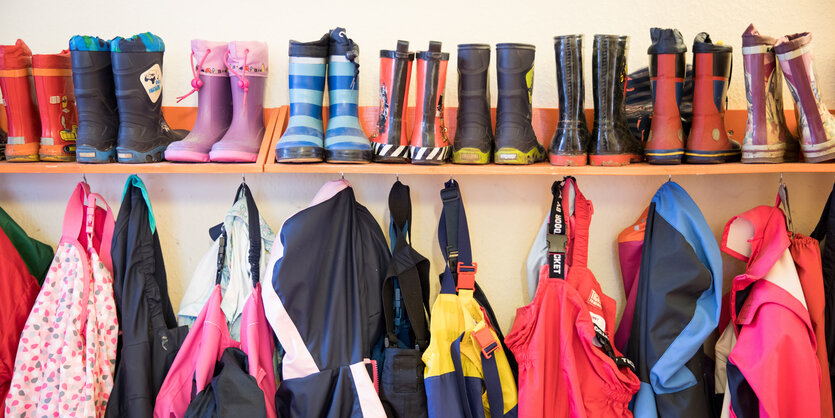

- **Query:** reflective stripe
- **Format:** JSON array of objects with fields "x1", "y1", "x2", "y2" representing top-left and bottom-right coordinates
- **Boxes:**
[
  {"x1": 32, "y1": 68, "x2": 72, "y2": 77},
  {"x1": 776, "y1": 45, "x2": 809, "y2": 61},
  {"x1": 741, "y1": 45, "x2": 770, "y2": 55},
  {"x1": 349, "y1": 361, "x2": 387, "y2": 417}
]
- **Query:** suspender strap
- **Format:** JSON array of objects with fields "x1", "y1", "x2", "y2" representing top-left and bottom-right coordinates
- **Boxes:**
[
  {"x1": 383, "y1": 181, "x2": 431, "y2": 350},
  {"x1": 450, "y1": 333, "x2": 505, "y2": 418}
]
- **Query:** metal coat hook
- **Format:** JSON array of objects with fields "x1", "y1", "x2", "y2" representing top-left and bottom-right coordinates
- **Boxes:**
[
  {"x1": 777, "y1": 173, "x2": 795, "y2": 236},
  {"x1": 82, "y1": 173, "x2": 88, "y2": 184},
  {"x1": 340, "y1": 172, "x2": 345, "y2": 180},
  {"x1": 395, "y1": 173, "x2": 400, "y2": 182},
  {"x1": 241, "y1": 173, "x2": 246, "y2": 184},
  {"x1": 668, "y1": 174, "x2": 672, "y2": 182}
]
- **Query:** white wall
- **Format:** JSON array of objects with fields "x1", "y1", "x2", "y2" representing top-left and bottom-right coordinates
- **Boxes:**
[{"x1": 2, "y1": 0, "x2": 835, "y2": 333}]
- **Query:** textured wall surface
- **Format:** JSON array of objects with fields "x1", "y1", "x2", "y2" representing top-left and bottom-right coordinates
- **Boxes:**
[{"x1": 2, "y1": 0, "x2": 835, "y2": 333}]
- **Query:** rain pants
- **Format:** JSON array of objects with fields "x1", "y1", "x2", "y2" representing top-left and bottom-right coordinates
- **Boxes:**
[
  {"x1": 506, "y1": 177, "x2": 640, "y2": 417},
  {"x1": 813, "y1": 183, "x2": 835, "y2": 414},
  {"x1": 107, "y1": 175, "x2": 189, "y2": 418},
  {"x1": 155, "y1": 184, "x2": 277, "y2": 418},
  {"x1": 627, "y1": 181, "x2": 722, "y2": 418},
  {"x1": 264, "y1": 179, "x2": 389, "y2": 417},
  {"x1": 721, "y1": 204, "x2": 822, "y2": 417},
  {"x1": 422, "y1": 180, "x2": 518, "y2": 418}
]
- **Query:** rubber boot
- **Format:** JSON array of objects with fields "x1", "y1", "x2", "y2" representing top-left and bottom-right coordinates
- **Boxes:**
[
  {"x1": 0, "y1": 128, "x2": 6, "y2": 159},
  {"x1": 775, "y1": 32, "x2": 835, "y2": 163},
  {"x1": 111, "y1": 32, "x2": 187, "y2": 163},
  {"x1": 275, "y1": 33, "x2": 329, "y2": 163},
  {"x1": 209, "y1": 41, "x2": 268, "y2": 162},
  {"x1": 494, "y1": 43, "x2": 544, "y2": 164},
  {"x1": 32, "y1": 51, "x2": 77, "y2": 162},
  {"x1": 741, "y1": 25, "x2": 798, "y2": 163},
  {"x1": 371, "y1": 40, "x2": 413, "y2": 163},
  {"x1": 0, "y1": 39, "x2": 40, "y2": 162},
  {"x1": 409, "y1": 41, "x2": 450, "y2": 165},
  {"x1": 645, "y1": 28, "x2": 687, "y2": 165},
  {"x1": 452, "y1": 44, "x2": 493, "y2": 164},
  {"x1": 550, "y1": 35, "x2": 590, "y2": 166},
  {"x1": 589, "y1": 35, "x2": 642, "y2": 166},
  {"x1": 165, "y1": 40, "x2": 232, "y2": 162},
  {"x1": 686, "y1": 32, "x2": 741, "y2": 164},
  {"x1": 325, "y1": 28, "x2": 371, "y2": 163},
  {"x1": 70, "y1": 36, "x2": 119, "y2": 163}
]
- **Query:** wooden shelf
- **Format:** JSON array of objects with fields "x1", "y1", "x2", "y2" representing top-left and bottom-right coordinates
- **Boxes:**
[
  {"x1": 262, "y1": 161, "x2": 835, "y2": 176},
  {"x1": 0, "y1": 107, "x2": 283, "y2": 174}
]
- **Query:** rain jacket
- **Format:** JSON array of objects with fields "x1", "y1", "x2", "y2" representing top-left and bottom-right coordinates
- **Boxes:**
[
  {"x1": 107, "y1": 175, "x2": 189, "y2": 418},
  {"x1": 614, "y1": 209, "x2": 648, "y2": 353},
  {"x1": 155, "y1": 184, "x2": 277, "y2": 418},
  {"x1": 627, "y1": 181, "x2": 722, "y2": 418},
  {"x1": 0, "y1": 206, "x2": 53, "y2": 284},
  {"x1": 0, "y1": 226, "x2": 40, "y2": 409},
  {"x1": 422, "y1": 180, "x2": 518, "y2": 418},
  {"x1": 721, "y1": 204, "x2": 821, "y2": 417},
  {"x1": 812, "y1": 182, "x2": 835, "y2": 415},
  {"x1": 178, "y1": 189, "x2": 275, "y2": 340},
  {"x1": 507, "y1": 177, "x2": 640, "y2": 417},
  {"x1": 264, "y1": 180, "x2": 388, "y2": 417}
]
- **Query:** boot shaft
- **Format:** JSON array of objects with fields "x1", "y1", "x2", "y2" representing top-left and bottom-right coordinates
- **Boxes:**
[
  {"x1": 33, "y1": 51, "x2": 77, "y2": 160},
  {"x1": 742, "y1": 24, "x2": 792, "y2": 148},
  {"x1": 324, "y1": 28, "x2": 371, "y2": 162},
  {"x1": 0, "y1": 39, "x2": 41, "y2": 160},
  {"x1": 692, "y1": 33, "x2": 732, "y2": 116},
  {"x1": 592, "y1": 35, "x2": 629, "y2": 122},
  {"x1": 411, "y1": 41, "x2": 449, "y2": 149},
  {"x1": 69, "y1": 35, "x2": 119, "y2": 159},
  {"x1": 373, "y1": 40, "x2": 413, "y2": 147},
  {"x1": 648, "y1": 28, "x2": 686, "y2": 109},
  {"x1": 554, "y1": 35, "x2": 585, "y2": 121},
  {"x1": 496, "y1": 43, "x2": 535, "y2": 125},
  {"x1": 456, "y1": 43, "x2": 491, "y2": 122}
]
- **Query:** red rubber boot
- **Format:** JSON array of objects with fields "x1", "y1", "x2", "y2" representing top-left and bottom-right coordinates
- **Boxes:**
[
  {"x1": 371, "y1": 40, "x2": 413, "y2": 162},
  {"x1": 645, "y1": 28, "x2": 687, "y2": 165},
  {"x1": 0, "y1": 39, "x2": 40, "y2": 162},
  {"x1": 33, "y1": 51, "x2": 77, "y2": 161},
  {"x1": 685, "y1": 33, "x2": 741, "y2": 164}
]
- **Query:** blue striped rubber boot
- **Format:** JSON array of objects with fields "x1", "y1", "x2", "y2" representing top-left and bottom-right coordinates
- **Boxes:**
[
  {"x1": 325, "y1": 28, "x2": 372, "y2": 163},
  {"x1": 275, "y1": 33, "x2": 329, "y2": 163}
]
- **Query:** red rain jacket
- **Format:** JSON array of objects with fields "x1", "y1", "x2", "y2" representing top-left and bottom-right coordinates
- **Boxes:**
[
  {"x1": 722, "y1": 205, "x2": 821, "y2": 418},
  {"x1": 0, "y1": 227, "x2": 40, "y2": 409}
]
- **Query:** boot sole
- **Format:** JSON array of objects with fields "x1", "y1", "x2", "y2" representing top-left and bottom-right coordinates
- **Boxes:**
[
  {"x1": 117, "y1": 145, "x2": 167, "y2": 164},
  {"x1": 325, "y1": 149, "x2": 372, "y2": 164},
  {"x1": 164, "y1": 149, "x2": 210, "y2": 163},
  {"x1": 646, "y1": 148, "x2": 684, "y2": 165},
  {"x1": 452, "y1": 147, "x2": 491, "y2": 165},
  {"x1": 685, "y1": 149, "x2": 742, "y2": 164},
  {"x1": 276, "y1": 146, "x2": 324, "y2": 163},
  {"x1": 742, "y1": 142, "x2": 799, "y2": 164},
  {"x1": 494, "y1": 147, "x2": 545, "y2": 165},
  {"x1": 411, "y1": 145, "x2": 451, "y2": 165},
  {"x1": 5, "y1": 143, "x2": 40, "y2": 162},
  {"x1": 589, "y1": 154, "x2": 638, "y2": 167},
  {"x1": 372, "y1": 143, "x2": 410, "y2": 163},
  {"x1": 76, "y1": 145, "x2": 117, "y2": 163},
  {"x1": 550, "y1": 154, "x2": 588, "y2": 166},
  {"x1": 40, "y1": 144, "x2": 77, "y2": 162},
  {"x1": 802, "y1": 139, "x2": 835, "y2": 163},
  {"x1": 209, "y1": 150, "x2": 258, "y2": 163}
]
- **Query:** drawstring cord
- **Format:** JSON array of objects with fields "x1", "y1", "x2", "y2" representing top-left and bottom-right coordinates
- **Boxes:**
[
  {"x1": 337, "y1": 30, "x2": 360, "y2": 89},
  {"x1": 227, "y1": 48, "x2": 250, "y2": 114},
  {"x1": 176, "y1": 49, "x2": 211, "y2": 103}
]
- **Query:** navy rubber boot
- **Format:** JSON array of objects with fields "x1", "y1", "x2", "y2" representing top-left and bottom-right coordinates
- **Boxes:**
[
  {"x1": 70, "y1": 35, "x2": 119, "y2": 163},
  {"x1": 111, "y1": 33, "x2": 187, "y2": 163}
]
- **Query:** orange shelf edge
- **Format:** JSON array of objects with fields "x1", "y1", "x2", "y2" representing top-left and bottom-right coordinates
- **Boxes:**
[{"x1": 0, "y1": 107, "x2": 280, "y2": 174}]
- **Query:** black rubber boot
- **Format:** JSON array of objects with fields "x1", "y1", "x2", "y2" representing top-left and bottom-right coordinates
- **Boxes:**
[
  {"x1": 494, "y1": 43, "x2": 545, "y2": 165},
  {"x1": 111, "y1": 33, "x2": 187, "y2": 163},
  {"x1": 452, "y1": 44, "x2": 493, "y2": 165},
  {"x1": 549, "y1": 35, "x2": 591, "y2": 166},
  {"x1": 589, "y1": 35, "x2": 642, "y2": 166},
  {"x1": 70, "y1": 36, "x2": 119, "y2": 163}
]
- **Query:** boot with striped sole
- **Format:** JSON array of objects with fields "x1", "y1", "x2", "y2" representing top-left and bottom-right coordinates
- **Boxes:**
[{"x1": 410, "y1": 41, "x2": 450, "y2": 165}]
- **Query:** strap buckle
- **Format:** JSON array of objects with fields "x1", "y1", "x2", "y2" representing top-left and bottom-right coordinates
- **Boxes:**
[
  {"x1": 472, "y1": 324, "x2": 498, "y2": 359},
  {"x1": 456, "y1": 262, "x2": 477, "y2": 292}
]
